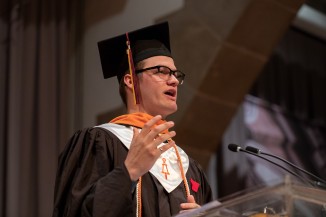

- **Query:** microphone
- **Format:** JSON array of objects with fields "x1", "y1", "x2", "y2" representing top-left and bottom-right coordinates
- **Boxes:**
[
  {"x1": 245, "y1": 145, "x2": 326, "y2": 188},
  {"x1": 227, "y1": 144, "x2": 322, "y2": 187},
  {"x1": 228, "y1": 143, "x2": 242, "y2": 152}
]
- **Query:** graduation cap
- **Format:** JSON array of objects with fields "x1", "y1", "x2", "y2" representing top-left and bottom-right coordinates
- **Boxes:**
[{"x1": 98, "y1": 22, "x2": 172, "y2": 104}]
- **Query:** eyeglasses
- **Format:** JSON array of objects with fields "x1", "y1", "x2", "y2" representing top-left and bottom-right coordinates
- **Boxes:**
[{"x1": 135, "y1": 65, "x2": 185, "y2": 85}]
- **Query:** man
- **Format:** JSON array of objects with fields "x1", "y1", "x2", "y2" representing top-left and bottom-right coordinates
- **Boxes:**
[{"x1": 52, "y1": 22, "x2": 212, "y2": 217}]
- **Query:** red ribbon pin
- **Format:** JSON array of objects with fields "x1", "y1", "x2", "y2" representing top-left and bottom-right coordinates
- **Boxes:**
[{"x1": 190, "y1": 178, "x2": 200, "y2": 192}]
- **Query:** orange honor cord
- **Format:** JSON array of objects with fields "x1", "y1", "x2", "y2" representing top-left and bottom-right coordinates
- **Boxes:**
[
  {"x1": 135, "y1": 146, "x2": 189, "y2": 217},
  {"x1": 173, "y1": 144, "x2": 190, "y2": 198},
  {"x1": 126, "y1": 33, "x2": 140, "y2": 104},
  {"x1": 136, "y1": 177, "x2": 142, "y2": 217}
]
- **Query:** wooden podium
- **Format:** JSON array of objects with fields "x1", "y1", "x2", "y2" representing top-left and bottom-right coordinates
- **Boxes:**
[{"x1": 176, "y1": 176, "x2": 326, "y2": 217}]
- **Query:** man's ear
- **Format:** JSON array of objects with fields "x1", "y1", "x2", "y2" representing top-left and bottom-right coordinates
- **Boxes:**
[{"x1": 123, "y1": 74, "x2": 133, "y2": 89}]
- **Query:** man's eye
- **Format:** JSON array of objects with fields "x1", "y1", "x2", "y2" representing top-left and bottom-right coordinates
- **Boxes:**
[
  {"x1": 153, "y1": 69, "x2": 162, "y2": 74},
  {"x1": 158, "y1": 68, "x2": 170, "y2": 74}
]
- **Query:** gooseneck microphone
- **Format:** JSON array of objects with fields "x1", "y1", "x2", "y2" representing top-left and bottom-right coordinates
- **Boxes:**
[
  {"x1": 245, "y1": 145, "x2": 326, "y2": 186},
  {"x1": 228, "y1": 143, "x2": 242, "y2": 152},
  {"x1": 227, "y1": 144, "x2": 326, "y2": 188}
]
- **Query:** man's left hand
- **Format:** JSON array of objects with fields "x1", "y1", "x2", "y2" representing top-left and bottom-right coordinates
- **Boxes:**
[{"x1": 179, "y1": 195, "x2": 200, "y2": 212}]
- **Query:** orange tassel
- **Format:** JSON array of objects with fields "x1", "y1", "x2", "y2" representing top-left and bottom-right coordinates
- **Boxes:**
[{"x1": 126, "y1": 33, "x2": 140, "y2": 104}]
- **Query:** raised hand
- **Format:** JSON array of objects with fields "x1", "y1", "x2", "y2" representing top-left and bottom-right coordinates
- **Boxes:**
[{"x1": 124, "y1": 115, "x2": 176, "y2": 181}]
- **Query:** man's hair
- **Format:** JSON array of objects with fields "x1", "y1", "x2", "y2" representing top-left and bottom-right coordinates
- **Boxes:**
[{"x1": 119, "y1": 61, "x2": 145, "y2": 107}]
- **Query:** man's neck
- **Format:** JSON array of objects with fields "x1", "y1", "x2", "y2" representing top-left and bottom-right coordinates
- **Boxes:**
[{"x1": 127, "y1": 107, "x2": 168, "y2": 120}]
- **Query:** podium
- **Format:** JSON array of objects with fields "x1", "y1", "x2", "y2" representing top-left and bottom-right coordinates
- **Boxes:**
[{"x1": 176, "y1": 176, "x2": 326, "y2": 217}]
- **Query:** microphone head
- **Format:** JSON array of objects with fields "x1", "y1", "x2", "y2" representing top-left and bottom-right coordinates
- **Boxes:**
[
  {"x1": 228, "y1": 144, "x2": 241, "y2": 152},
  {"x1": 245, "y1": 146, "x2": 261, "y2": 154}
]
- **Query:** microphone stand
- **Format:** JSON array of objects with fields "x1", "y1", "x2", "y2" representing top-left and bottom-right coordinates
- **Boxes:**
[
  {"x1": 227, "y1": 144, "x2": 326, "y2": 216},
  {"x1": 245, "y1": 145, "x2": 326, "y2": 189},
  {"x1": 228, "y1": 144, "x2": 324, "y2": 188}
]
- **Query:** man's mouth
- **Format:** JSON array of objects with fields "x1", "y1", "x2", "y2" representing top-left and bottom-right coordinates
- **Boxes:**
[{"x1": 164, "y1": 89, "x2": 176, "y2": 97}]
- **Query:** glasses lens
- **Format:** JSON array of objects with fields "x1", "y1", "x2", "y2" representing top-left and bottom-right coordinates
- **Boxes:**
[
  {"x1": 158, "y1": 66, "x2": 170, "y2": 75},
  {"x1": 142, "y1": 66, "x2": 185, "y2": 85},
  {"x1": 173, "y1": 71, "x2": 185, "y2": 84}
]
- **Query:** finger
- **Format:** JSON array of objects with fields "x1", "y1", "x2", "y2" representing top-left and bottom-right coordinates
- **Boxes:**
[
  {"x1": 180, "y1": 202, "x2": 200, "y2": 210},
  {"x1": 153, "y1": 130, "x2": 176, "y2": 146},
  {"x1": 147, "y1": 121, "x2": 175, "y2": 141},
  {"x1": 157, "y1": 138, "x2": 175, "y2": 153},
  {"x1": 130, "y1": 127, "x2": 141, "y2": 146},
  {"x1": 187, "y1": 195, "x2": 196, "y2": 203},
  {"x1": 132, "y1": 127, "x2": 139, "y2": 139},
  {"x1": 180, "y1": 195, "x2": 200, "y2": 210},
  {"x1": 180, "y1": 202, "x2": 201, "y2": 210},
  {"x1": 140, "y1": 115, "x2": 162, "y2": 135}
]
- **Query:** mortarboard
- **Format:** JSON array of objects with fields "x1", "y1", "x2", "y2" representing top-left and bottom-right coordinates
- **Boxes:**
[{"x1": 97, "y1": 22, "x2": 172, "y2": 104}]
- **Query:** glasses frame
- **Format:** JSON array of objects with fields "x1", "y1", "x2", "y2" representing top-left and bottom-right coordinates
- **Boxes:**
[{"x1": 135, "y1": 65, "x2": 185, "y2": 85}]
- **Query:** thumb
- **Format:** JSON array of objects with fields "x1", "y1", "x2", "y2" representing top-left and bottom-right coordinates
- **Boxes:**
[
  {"x1": 187, "y1": 195, "x2": 196, "y2": 203},
  {"x1": 132, "y1": 127, "x2": 139, "y2": 139}
]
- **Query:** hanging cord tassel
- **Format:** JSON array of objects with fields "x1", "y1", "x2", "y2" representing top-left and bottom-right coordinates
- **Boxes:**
[
  {"x1": 126, "y1": 33, "x2": 140, "y2": 104},
  {"x1": 136, "y1": 177, "x2": 142, "y2": 217},
  {"x1": 172, "y1": 143, "x2": 190, "y2": 198}
]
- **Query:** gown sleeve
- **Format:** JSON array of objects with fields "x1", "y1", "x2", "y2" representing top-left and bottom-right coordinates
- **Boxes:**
[{"x1": 52, "y1": 127, "x2": 135, "y2": 217}]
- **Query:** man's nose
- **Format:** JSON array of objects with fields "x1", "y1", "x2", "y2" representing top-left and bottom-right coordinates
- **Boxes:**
[{"x1": 167, "y1": 74, "x2": 180, "y2": 86}]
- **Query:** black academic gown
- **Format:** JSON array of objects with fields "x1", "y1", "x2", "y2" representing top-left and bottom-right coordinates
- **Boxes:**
[{"x1": 52, "y1": 127, "x2": 213, "y2": 217}]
